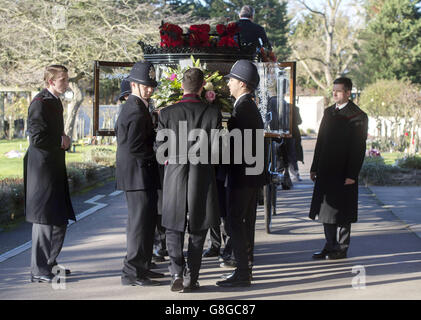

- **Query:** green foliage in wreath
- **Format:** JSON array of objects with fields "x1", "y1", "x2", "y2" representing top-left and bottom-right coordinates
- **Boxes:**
[{"x1": 152, "y1": 56, "x2": 233, "y2": 113}]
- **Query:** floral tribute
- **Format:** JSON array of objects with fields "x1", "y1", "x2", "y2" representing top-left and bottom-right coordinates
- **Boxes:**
[
  {"x1": 158, "y1": 22, "x2": 243, "y2": 49},
  {"x1": 188, "y1": 24, "x2": 211, "y2": 47},
  {"x1": 152, "y1": 56, "x2": 232, "y2": 113},
  {"x1": 159, "y1": 22, "x2": 184, "y2": 48},
  {"x1": 216, "y1": 22, "x2": 240, "y2": 48}
]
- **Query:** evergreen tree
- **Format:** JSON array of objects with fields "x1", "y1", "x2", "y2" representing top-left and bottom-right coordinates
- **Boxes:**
[{"x1": 357, "y1": 0, "x2": 421, "y2": 85}]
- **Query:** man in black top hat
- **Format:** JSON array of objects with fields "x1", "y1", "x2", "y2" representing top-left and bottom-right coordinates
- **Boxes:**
[
  {"x1": 115, "y1": 61, "x2": 163, "y2": 287},
  {"x1": 236, "y1": 5, "x2": 271, "y2": 50},
  {"x1": 216, "y1": 60, "x2": 266, "y2": 287}
]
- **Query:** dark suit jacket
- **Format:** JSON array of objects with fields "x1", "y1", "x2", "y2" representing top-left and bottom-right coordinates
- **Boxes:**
[
  {"x1": 227, "y1": 93, "x2": 267, "y2": 189},
  {"x1": 115, "y1": 94, "x2": 159, "y2": 191},
  {"x1": 157, "y1": 94, "x2": 221, "y2": 232},
  {"x1": 236, "y1": 19, "x2": 271, "y2": 50},
  {"x1": 24, "y1": 89, "x2": 75, "y2": 226},
  {"x1": 309, "y1": 101, "x2": 368, "y2": 225}
]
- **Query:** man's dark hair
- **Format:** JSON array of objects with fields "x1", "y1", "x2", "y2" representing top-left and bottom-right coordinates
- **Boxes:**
[
  {"x1": 333, "y1": 77, "x2": 353, "y2": 92},
  {"x1": 182, "y1": 68, "x2": 204, "y2": 93}
]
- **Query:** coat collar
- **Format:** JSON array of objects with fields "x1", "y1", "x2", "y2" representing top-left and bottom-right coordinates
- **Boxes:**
[
  {"x1": 234, "y1": 93, "x2": 252, "y2": 109},
  {"x1": 178, "y1": 94, "x2": 202, "y2": 104},
  {"x1": 39, "y1": 88, "x2": 58, "y2": 100},
  {"x1": 128, "y1": 94, "x2": 148, "y2": 110}
]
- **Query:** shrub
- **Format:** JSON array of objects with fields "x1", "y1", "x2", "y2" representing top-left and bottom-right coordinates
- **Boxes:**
[
  {"x1": 83, "y1": 147, "x2": 116, "y2": 167},
  {"x1": 359, "y1": 157, "x2": 409, "y2": 185},
  {"x1": 0, "y1": 178, "x2": 25, "y2": 224},
  {"x1": 396, "y1": 155, "x2": 421, "y2": 169}
]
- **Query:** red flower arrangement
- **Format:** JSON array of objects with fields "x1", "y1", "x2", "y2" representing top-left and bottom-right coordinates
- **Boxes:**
[
  {"x1": 216, "y1": 22, "x2": 240, "y2": 48},
  {"x1": 160, "y1": 22, "x2": 184, "y2": 48},
  {"x1": 188, "y1": 24, "x2": 211, "y2": 47}
]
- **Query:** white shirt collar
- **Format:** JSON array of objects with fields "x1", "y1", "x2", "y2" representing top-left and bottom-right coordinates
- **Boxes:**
[
  {"x1": 234, "y1": 93, "x2": 249, "y2": 109},
  {"x1": 336, "y1": 101, "x2": 348, "y2": 110},
  {"x1": 131, "y1": 93, "x2": 148, "y2": 108},
  {"x1": 47, "y1": 88, "x2": 59, "y2": 100}
]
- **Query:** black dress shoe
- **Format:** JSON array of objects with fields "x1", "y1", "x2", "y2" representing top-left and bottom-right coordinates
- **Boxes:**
[
  {"x1": 152, "y1": 255, "x2": 165, "y2": 263},
  {"x1": 183, "y1": 281, "x2": 200, "y2": 292},
  {"x1": 312, "y1": 249, "x2": 330, "y2": 260},
  {"x1": 220, "y1": 259, "x2": 237, "y2": 268},
  {"x1": 53, "y1": 267, "x2": 71, "y2": 276},
  {"x1": 327, "y1": 250, "x2": 347, "y2": 260},
  {"x1": 221, "y1": 269, "x2": 253, "y2": 281},
  {"x1": 121, "y1": 276, "x2": 161, "y2": 287},
  {"x1": 145, "y1": 270, "x2": 165, "y2": 278},
  {"x1": 50, "y1": 262, "x2": 71, "y2": 275},
  {"x1": 216, "y1": 270, "x2": 251, "y2": 287},
  {"x1": 203, "y1": 247, "x2": 220, "y2": 257},
  {"x1": 30, "y1": 274, "x2": 55, "y2": 283},
  {"x1": 170, "y1": 274, "x2": 184, "y2": 292}
]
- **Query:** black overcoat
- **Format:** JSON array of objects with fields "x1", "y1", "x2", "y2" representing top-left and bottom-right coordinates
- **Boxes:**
[
  {"x1": 115, "y1": 95, "x2": 160, "y2": 191},
  {"x1": 227, "y1": 94, "x2": 268, "y2": 189},
  {"x1": 24, "y1": 89, "x2": 75, "y2": 226},
  {"x1": 157, "y1": 95, "x2": 221, "y2": 233},
  {"x1": 309, "y1": 101, "x2": 368, "y2": 225}
]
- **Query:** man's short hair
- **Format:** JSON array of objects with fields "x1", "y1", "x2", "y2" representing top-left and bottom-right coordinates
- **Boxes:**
[
  {"x1": 182, "y1": 68, "x2": 204, "y2": 93},
  {"x1": 333, "y1": 77, "x2": 353, "y2": 92},
  {"x1": 239, "y1": 5, "x2": 255, "y2": 18},
  {"x1": 44, "y1": 65, "x2": 68, "y2": 87}
]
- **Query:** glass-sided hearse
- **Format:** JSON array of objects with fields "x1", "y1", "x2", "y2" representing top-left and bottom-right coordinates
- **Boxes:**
[{"x1": 92, "y1": 33, "x2": 296, "y2": 234}]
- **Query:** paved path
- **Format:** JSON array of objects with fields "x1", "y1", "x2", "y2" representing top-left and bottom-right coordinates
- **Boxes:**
[{"x1": 1, "y1": 137, "x2": 421, "y2": 300}]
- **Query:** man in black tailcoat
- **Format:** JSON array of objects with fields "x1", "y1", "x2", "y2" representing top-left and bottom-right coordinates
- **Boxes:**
[
  {"x1": 216, "y1": 60, "x2": 267, "y2": 287},
  {"x1": 310, "y1": 77, "x2": 368, "y2": 260},
  {"x1": 25, "y1": 65, "x2": 75, "y2": 283},
  {"x1": 115, "y1": 61, "x2": 163, "y2": 287},
  {"x1": 156, "y1": 68, "x2": 222, "y2": 292},
  {"x1": 236, "y1": 5, "x2": 271, "y2": 50}
]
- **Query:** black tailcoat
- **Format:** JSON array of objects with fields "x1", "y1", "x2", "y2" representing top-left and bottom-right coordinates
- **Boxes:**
[
  {"x1": 115, "y1": 95, "x2": 160, "y2": 191},
  {"x1": 24, "y1": 89, "x2": 75, "y2": 226},
  {"x1": 226, "y1": 94, "x2": 267, "y2": 189},
  {"x1": 237, "y1": 19, "x2": 271, "y2": 50},
  {"x1": 309, "y1": 101, "x2": 368, "y2": 225},
  {"x1": 157, "y1": 95, "x2": 221, "y2": 233}
]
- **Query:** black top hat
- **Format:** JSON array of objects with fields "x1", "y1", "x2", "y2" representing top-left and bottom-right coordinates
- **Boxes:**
[
  {"x1": 119, "y1": 77, "x2": 131, "y2": 102},
  {"x1": 225, "y1": 60, "x2": 260, "y2": 90},
  {"x1": 126, "y1": 61, "x2": 158, "y2": 87}
]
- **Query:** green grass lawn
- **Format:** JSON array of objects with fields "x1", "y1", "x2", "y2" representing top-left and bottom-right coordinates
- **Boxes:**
[
  {"x1": 0, "y1": 139, "x2": 116, "y2": 179},
  {"x1": 381, "y1": 152, "x2": 404, "y2": 165}
]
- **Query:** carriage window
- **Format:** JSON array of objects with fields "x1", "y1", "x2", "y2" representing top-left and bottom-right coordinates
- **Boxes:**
[
  {"x1": 255, "y1": 62, "x2": 296, "y2": 136},
  {"x1": 93, "y1": 61, "x2": 134, "y2": 136}
]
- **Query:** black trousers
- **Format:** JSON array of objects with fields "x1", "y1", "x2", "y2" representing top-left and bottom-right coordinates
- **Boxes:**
[
  {"x1": 166, "y1": 228, "x2": 207, "y2": 286},
  {"x1": 323, "y1": 223, "x2": 351, "y2": 252},
  {"x1": 31, "y1": 223, "x2": 67, "y2": 276},
  {"x1": 208, "y1": 179, "x2": 233, "y2": 258},
  {"x1": 122, "y1": 189, "x2": 157, "y2": 280},
  {"x1": 154, "y1": 214, "x2": 167, "y2": 254},
  {"x1": 226, "y1": 187, "x2": 258, "y2": 275}
]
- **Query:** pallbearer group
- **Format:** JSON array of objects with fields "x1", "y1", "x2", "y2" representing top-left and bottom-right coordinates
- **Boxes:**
[{"x1": 25, "y1": 56, "x2": 367, "y2": 293}]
